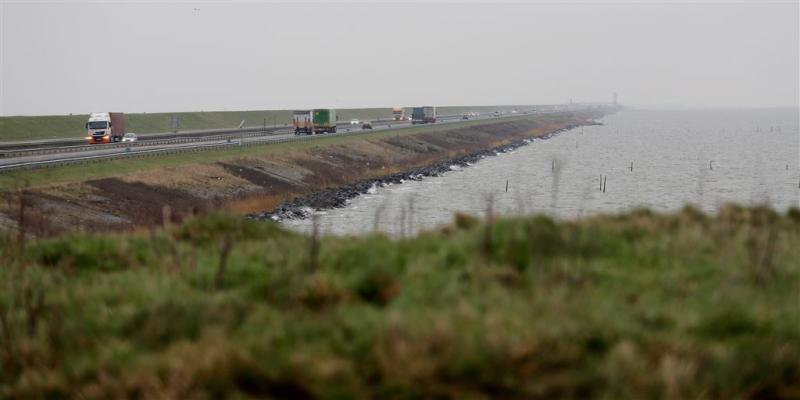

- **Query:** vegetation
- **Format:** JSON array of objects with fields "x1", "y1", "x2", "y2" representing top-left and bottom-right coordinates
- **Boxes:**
[
  {"x1": 0, "y1": 113, "x2": 551, "y2": 191},
  {"x1": 0, "y1": 105, "x2": 529, "y2": 141},
  {"x1": 1, "y1": 205, "x2": 798, "y2": 398}
]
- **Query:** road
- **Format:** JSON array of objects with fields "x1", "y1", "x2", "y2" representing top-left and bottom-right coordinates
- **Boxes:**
[{"x1": 0, "y1": 111, "x2": 539, "y2": 172}]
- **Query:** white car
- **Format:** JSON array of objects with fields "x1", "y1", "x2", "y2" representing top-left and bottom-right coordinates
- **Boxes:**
[
  {"x1": 350, "y1": 119, "x2": 360, "y2": 125},
  {"x1": 122, "y1": 132, "x2": 138, "y2": 142}
]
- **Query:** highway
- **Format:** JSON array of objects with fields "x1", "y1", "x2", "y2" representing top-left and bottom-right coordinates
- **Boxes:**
[{"x1": 0, "y1": 111, "x2": 539, "y2": 172}]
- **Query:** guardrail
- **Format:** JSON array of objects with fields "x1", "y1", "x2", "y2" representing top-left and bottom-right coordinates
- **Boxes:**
[
  {"x1": 0, "y1": 114, "x2": 468, "y2": 156},
  {"x1": 0, "y1": 119, "x2": 423, "y2": 172},
  {"x1": 0, "y1": 112, "x2": 543, "y2": 173},
  {"x1": 0, "y1": 128, "x2": 291, "y2": 159}
]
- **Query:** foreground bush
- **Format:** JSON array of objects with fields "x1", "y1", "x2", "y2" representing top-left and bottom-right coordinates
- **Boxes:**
[{"x1": 1, "y1": 206, "x2": 798, "y2": 398}]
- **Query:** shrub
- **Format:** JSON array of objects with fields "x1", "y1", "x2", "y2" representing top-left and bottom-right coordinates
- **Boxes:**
[{"x1": 26, "y1": 234, "x2": 156, "y2": 271}]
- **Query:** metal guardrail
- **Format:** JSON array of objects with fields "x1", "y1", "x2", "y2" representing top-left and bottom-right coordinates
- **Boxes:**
[
  {"x1": 0, "y1": 128, "x2": 290, "y2": 159},
  {"x1": 0, "y1": 120, "x2": 417, "y2": 172},
  {"x1": 0, "y1": 114, "x2": 469, "y2": 157},
  {"x1": 0, "y1": 112, "x2": 544, "y2": 173}
]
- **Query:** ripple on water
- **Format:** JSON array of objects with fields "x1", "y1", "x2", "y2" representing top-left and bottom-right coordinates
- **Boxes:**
[{"x1": 284, "y1": 109, "x2": 800, "y2": 236}]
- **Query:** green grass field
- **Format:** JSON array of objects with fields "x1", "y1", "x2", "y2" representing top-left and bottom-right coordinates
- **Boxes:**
[
  {"x1": 0, "y1": 105, "x2": 532, "y2": 142},
  {"x1": 0, "y1": 113, "x2": 556, "y2": 191},
  {"x1": 1, "y1": 205, "x2": 798, "y2": 398}
]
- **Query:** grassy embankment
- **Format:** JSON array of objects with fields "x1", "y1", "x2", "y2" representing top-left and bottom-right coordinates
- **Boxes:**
[
  {"x1": 0, "y1": 113, "x2": 555, "y2": 192},
  {"x1": 1, "y1": 205, "x2": 798, "y2": 398},
  {"x1": 0, "y1": 106, "x2": 528, "y2": 142}
]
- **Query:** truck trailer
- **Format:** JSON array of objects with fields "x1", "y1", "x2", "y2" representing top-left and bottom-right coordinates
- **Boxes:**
[
  {"x1": 293, "y1": 110, "x2": 313, "y2": 135},
  {"x1": 86, "y1": 112, "x2": 125, "y2": 144},
  {"x1": 312, "y1": 109, "x2": 337, "y2": 134},
  {"x1": 294, "y1": 109, "x2": 337, "y2": 135},
  {"x1": 411, "y1": 106, "x2": 436, "y2": 124}
]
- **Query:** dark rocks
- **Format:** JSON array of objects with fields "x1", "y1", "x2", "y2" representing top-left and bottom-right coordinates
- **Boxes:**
[{"x1": 248, "y1": 123, "x2": 587, "y2": 222}]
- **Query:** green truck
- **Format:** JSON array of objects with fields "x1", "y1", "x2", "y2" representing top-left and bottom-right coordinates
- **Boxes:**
[{"x1": 293, "y1": 109, "x2": 337, "y2": 135}]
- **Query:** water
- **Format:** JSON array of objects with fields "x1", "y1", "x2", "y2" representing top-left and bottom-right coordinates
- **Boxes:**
[{"x1": 283, "y1": 109, "x2": 800, "y2": 236}]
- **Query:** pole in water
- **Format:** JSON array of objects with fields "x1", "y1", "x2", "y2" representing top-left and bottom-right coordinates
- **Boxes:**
[
  {"x1": 709, "y1": 160, "x2": 713, "y2": 170},
  {"x1": 603, "y1": 176, "x2": 607, "y2": 193},
  {"x1": 630, "y1": 161, "x2": 633, "y2": 172},
  {"x1": 505, "y1": 180, "x2": 509, "y2": 192}
]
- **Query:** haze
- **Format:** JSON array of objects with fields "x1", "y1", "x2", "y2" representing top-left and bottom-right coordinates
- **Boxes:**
[{"x1": 1, "y1": 1, "x2": 798, "y2": 116}]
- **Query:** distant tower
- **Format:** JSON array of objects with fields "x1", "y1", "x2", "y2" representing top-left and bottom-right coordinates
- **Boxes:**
[{"x1": 613, "y1": 92, "x2": 618, "y2": 106}]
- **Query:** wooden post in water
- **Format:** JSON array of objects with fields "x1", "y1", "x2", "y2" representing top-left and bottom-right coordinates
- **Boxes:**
[
  {"x1": 630, "y1": 161, "x2": 633, "y2": 172},
  {"x1": 709, "y1": 160, "x2": 713, "y2": 170},
  {"x1": 603, "y1": 176, "x2": 607, "y2": 193},
  {"x1": 505, "y1": 180, "x2": 509, "y2": 192}
]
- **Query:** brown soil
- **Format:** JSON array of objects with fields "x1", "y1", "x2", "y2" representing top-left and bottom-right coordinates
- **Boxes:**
[
  {"x1": 86, "y1": 178, "x2": 209, "y2": 226},
  {"x1": 0, "y1": 114, "x2": 598, "y2": 235}
]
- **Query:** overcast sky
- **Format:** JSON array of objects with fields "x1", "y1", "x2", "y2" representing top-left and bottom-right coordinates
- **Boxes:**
[{"x1": 1, "y1": 1, "x2": 798, "y2": 116}]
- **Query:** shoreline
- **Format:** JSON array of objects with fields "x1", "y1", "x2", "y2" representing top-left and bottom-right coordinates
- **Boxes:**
[{"x1": 250, "y1": 122, "x2": 597, "y2": 222}]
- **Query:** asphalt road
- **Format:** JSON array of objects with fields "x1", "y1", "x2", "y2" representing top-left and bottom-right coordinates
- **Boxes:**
[{"x1": 0, "y1": 112, "x2": 537, "y2": 171}]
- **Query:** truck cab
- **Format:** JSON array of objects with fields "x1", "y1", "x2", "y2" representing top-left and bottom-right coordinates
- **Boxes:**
[
  {"x1": 86, "y1": 112, "x2": 125, "y2": 144},
  {"x1": 86, "y1": 113, "x2": 112, "y2": 143},
  {"x1": 392, "y1": 107, "x2": 404, "y2": 121}
]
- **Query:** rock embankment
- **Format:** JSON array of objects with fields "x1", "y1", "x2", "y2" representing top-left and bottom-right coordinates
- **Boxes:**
[{"x1": 250, "y1": 123, "x2": 590, "y2": 221}]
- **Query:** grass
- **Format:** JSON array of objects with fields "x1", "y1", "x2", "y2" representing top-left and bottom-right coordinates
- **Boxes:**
[
  {"x1": 0, "y1": 205, "x2": 798, "y2": 398},
  {"x1": 0, "y1": 113, "x2": 555, "y2": 191},
  {"x1": 0, "y1": 105, "x2": 531, "y2": 142}
]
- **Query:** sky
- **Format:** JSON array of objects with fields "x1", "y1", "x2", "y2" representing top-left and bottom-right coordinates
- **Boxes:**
[{"x1": 1, "y1": 1, "x2": 798, "y2": 116}]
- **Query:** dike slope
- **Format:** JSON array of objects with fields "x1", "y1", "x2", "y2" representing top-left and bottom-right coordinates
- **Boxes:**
[{"x1": 0, "y1": 112, "x2": 603, "y2": 235}]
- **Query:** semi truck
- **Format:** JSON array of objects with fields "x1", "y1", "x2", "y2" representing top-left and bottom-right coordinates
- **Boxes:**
[
  {"x1": 411, "y1": 106, "x2": 436, "y2": 124},
  {"x1": 392, "y1": 107, "x2": 405, "y2": 121},
  {"x1": 86, "y1": 112, "x2": 125, "y2": 144},
  {"x1": 294, "y1": 109, "x2": 337, "y2": 135}
]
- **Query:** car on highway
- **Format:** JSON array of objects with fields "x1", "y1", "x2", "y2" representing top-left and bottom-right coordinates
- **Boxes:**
[
  {"x1": 350, "y1": 119, "x2": 360, "y2": 125},
  {"x1": 122, "y1": 132, "x2": 138, "y2": 142},
  {"x1": 361, "y1": 122, "x2": 373, "y2": 130}
]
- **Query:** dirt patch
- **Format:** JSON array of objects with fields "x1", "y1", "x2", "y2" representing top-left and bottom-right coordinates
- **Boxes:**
[
  {"x1": 218, "y1": 162, "x2": 302, "y2": 193},
  {"x1": 87, "y1": 178, "x2": 207, "y2": 226}
]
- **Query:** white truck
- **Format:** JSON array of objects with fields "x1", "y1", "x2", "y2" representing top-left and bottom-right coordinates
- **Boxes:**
[{"x1": 86, "y1": 112, "x2": 125, "y2": 144}]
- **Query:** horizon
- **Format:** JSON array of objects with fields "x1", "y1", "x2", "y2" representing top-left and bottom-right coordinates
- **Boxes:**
[
  {"x1": 2, "y1": 104, "x2": 800, "y2": 119},
  {"x1": 1, "y1": 1, "x2": 798, "y2": 117}
]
